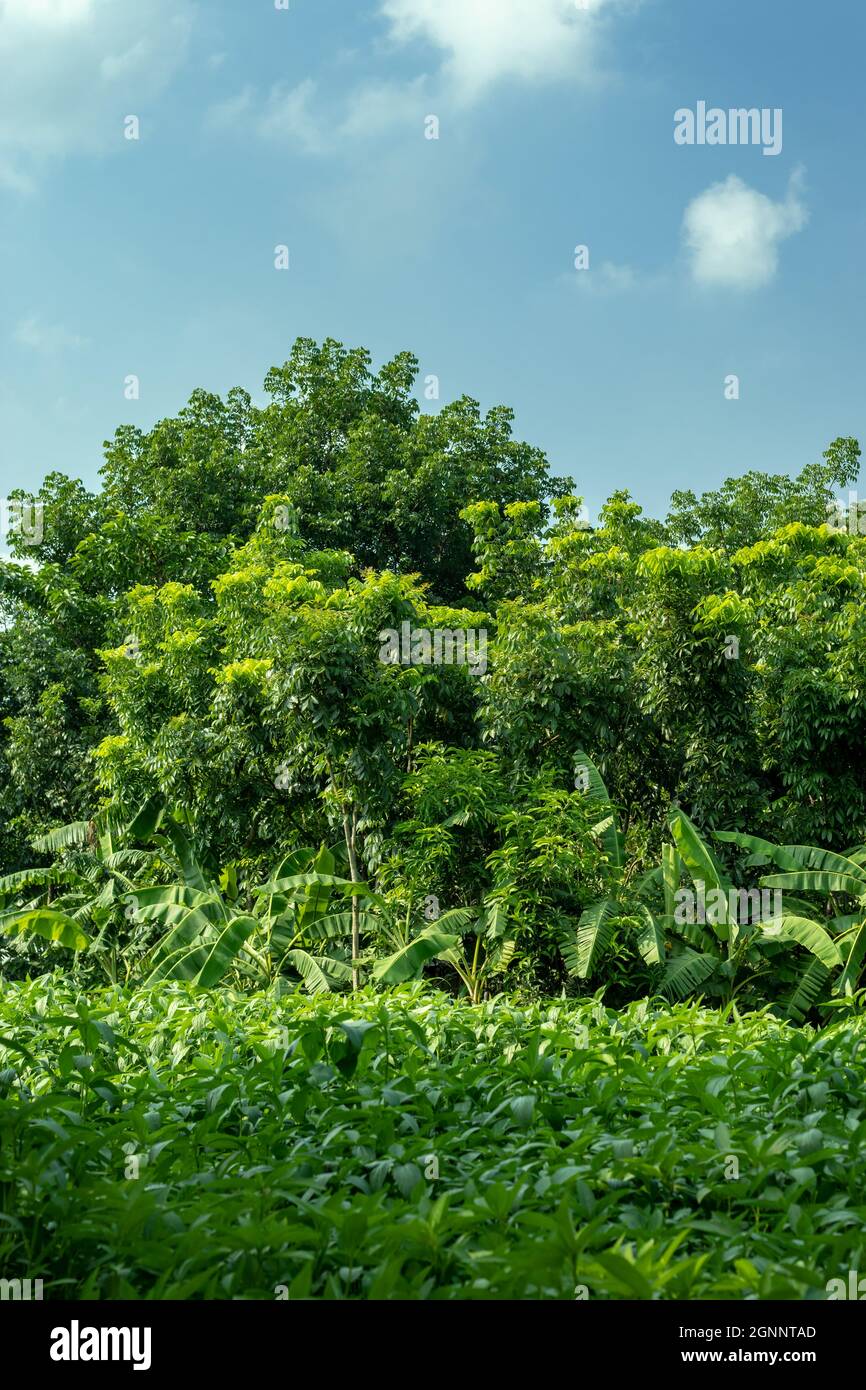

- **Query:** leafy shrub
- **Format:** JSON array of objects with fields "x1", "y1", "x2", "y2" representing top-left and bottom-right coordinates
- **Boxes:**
[{"x1": 2, "y1": 983, "x2": 865, "y2": 1300}]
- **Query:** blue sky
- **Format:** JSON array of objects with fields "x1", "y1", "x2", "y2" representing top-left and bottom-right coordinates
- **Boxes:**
[{"x1": 1, "y1": 0, "x2": 864, "y2": 528}]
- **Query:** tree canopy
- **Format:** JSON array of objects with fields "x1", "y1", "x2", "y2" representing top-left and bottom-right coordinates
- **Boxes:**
[{"x1": 1, "y1": 338, "x2": 863, "y2": 1003}]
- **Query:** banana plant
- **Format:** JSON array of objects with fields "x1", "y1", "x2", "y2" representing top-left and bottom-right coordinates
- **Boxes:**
[
  {"x1": 133, "y1": 833, "x2": 381, "y2": 993},
  {"x1": 559, "y1": 751, "x2": 665, "y2": 981},
  {"x1": 0, "y1": 807, "x2": 153, "y2": 976},
  {"x1": 713, "y1": 829, "x2": 866, "y2": 1015},
  {"x1": 373, "y1": 900, "x2": 516, "y2": 1003},
  {"x1": 557, "y1": 771, "x2": 846, "y2": 1011},
  {"x1": 251, "y1": 844, "x2": 384, "y2": 992},
  {"x1": 660, "y1": 811, "x2": 843, "y2": 1012}
]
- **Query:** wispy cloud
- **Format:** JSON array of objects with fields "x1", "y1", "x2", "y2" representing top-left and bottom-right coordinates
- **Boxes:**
[
  {"x1": 257, "y1": 80, "x2": 330, "y2": 154},
  {"x1": 573, "y1": 259, "x2": 639, "y2": 294},
  {"x1": 204, "y1": 0, "x2": 639, "y2": 154},
  {"x1": 0, "y1": 159, "x2": 35, "y2": 195},
  {"x1": 207, "y1": 79, "x2": 328, "y2": 154},
  {"x1": 0, "y1": 0, "x2": 193, "y2": 188},
  {"x1": 206, "y1": 75, "x2": 430, "y2": 156},
  {"x1": 205, "y1": 85, "x2": 257, "y2": 133},
  {"x1": 338, "y1": 77, "x2": 429, "y2": 140},
  {"x1": 13, "y1": 315, "x2": 88, "y2": 354},
  {"x1": 99, "y1": 37, "x2": 152, "y2": 82}
]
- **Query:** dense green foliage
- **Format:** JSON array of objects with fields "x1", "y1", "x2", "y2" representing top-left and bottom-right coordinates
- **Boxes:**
[
  {"x1": 1, "y1": 341, "x2": 864, "y2": 1013},
  {"x1": 2, "y1": 341, "x2": 865, "y2": 1304},
  {"x1": 2, "y1": 983, "x2": 865, "y2": 1301}
]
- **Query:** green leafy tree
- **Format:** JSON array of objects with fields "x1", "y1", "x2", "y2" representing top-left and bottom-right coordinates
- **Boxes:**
[{"x1": 667, "y1": 437, "x2": 860, "y2": 550}]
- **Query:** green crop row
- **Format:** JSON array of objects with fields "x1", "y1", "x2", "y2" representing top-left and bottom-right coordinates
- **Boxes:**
[{"x1": 1, "y1": 982, "x2": 865, "y2": 1300}]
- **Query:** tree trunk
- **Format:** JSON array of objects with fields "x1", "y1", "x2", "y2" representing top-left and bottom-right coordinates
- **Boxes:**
[{"x1": 343, "y1": 808, "x2": 362, "y2": 991}]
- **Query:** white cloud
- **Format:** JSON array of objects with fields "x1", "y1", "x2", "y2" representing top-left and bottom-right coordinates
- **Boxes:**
[
  {"x1": 682, "y1": 170, "x2": 808, "y2": 290},
  {"x1": 574, "y1": 259, "x2": 638, "y2": 293},
  {"x1": 204, "y1": 0, "x2": 636, "y2": 153},
  {"x1": 379, "y1": 0, "x2": 627, "y2": 102},
  {"x1": 206, "y1": 75, "x2": 429, "y2": 154},
  {"x1": 2, "y1": 0, "x2": 93, "y2": 23},
  {"x1": 13, "y1": 315, "x2": 88, "y2": 353},
  {"x1": 0, "y1": 158, "x2": 34, "y2": 194},
  {"x1": 0, "y1": 0, "x2": 193, "y2": 184},
  {"x1": 257, "y1": 80, "x2": 329, "y2": 154},
  {"x1": 338, "y1": 78, "x2": 428, "y2": 141},
  {"x1": 100, "y1": 38, "x2": 152, "y2": 82},
  {"x1": 207, "y1": 81, "x2": 326, "y2": 154},
  {"x1": 205, "y1": 85, "x2": 257, "y2": 133}
]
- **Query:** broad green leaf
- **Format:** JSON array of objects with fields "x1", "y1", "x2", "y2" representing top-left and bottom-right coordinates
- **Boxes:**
[
  {"x1": 774, "y1": 845, "x2": 866, "y2": 886},
  {"x1": 31, "y1": 821, "x2": 91, "y2": 854},
  {"x1": 634, "y1": 904, "x2": 665, "y2": 966},
  {"x1": 283, "y1": 949, "x2": 334, "y2": 994},
  {"x1": 127, "y1": 796, "x2": 166, "y2": 841},
  {"x1": 568, "y1": 897, "x2": 619, "y2": 979},
  {"x1": 785, "y1": 958, "x2": 831, "y2": 1022},
  {"x1": 762, "y1": 914, "x2": 843, "y2": 969},
  {"x1": 662, "y1": 947, "x2": 718, "y2": 999},
  {"x1": 157, "y1": 819, "x2": 210, "y2": 893},
  {"x1": 761, "y1": 871, "x2": 866, "y2": 898},
  {"x1": 573, "y1": 750, "x2": 625, "y2": 870},
  {"x1": 0, "y1": 867, "x2": 72, "y2": 893},
  {"x1": 835, "y1": 918, "x2": 866, "y2": 996},
  {"x1": 373, "y1": 925, "x2": 460, "y2": 984},
  {"x1": 661, "y1": 843, "x2": 682, "y2": 919},
  {"x1": 194, "y1": 914, "x2": 258, "y2": 988},
  {"x1": 1, "y1": 909, "x2": 90, "y2": 952},
  {"x1": 713, "y1": 831, "x2": 801, "y2": 872},
  {"x1": 338, "y1": 1020, "x2": 377, "y2": 1052},
  {"x1": 668, "y1": 809, "x2": 729, "y2": 898},
  {"x1": 144, "y1": 906, "x2": 215, "y2": 981}
]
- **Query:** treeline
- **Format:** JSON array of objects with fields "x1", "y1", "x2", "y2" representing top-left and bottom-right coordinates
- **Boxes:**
[{"x1": 1, "y1": 338, "x2": 863, "y2": 1006}]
